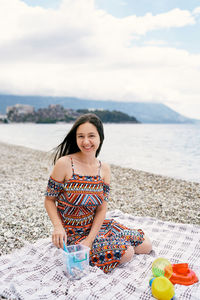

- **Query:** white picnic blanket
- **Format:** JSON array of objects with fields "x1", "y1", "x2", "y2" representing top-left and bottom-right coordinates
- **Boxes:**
[{"x1": 0, "y1": 210, "x2": 199, "y2": 300}]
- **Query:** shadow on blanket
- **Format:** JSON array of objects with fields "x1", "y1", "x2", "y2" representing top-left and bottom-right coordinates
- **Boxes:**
[{"x1": 0, "y1": 210, "x2": 199, "y2": 300}]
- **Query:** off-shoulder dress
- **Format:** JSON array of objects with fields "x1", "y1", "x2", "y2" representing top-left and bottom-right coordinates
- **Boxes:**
[{"x1": 46, "y1": 158, "x2": 144, "y2": 273}]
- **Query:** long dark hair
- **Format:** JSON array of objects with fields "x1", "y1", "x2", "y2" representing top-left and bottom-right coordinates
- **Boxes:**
[{"x1": 53, "y1": 113, "x2": 104, "y2": 164}]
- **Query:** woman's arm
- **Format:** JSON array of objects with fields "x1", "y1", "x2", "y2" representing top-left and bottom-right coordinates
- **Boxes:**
[
  {"x1": 44, "y1": 156, "x2": 71, "y2": 248},
  {"x1": 80, "y1": 162, "x2": 110, "y2": 248},
  {"x1": 45, "y1": 195, "x2": 67, "y2": 248}
]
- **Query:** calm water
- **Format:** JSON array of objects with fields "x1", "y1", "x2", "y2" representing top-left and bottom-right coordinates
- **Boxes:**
[{"x1": 0, "y1": 123, "x2": 199, "y2": 183}]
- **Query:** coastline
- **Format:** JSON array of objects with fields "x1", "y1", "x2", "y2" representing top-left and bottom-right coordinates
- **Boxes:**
[{"x1": 0, "y1": 142, "x2": 199, "y2": 256}]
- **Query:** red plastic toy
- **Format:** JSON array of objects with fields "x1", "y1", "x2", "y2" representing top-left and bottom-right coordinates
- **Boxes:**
[{"x1": 165, "y1": 263, "x2": 198, "y2": 286}]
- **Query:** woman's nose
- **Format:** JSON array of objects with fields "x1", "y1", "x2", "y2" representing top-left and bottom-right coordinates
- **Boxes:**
[{"x1": 83, "y1": 137, "x2": 90, "y2": 144}]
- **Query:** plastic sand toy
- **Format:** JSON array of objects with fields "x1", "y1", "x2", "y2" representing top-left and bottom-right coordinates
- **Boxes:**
[
  {"x1": 152, "y1": 258, "x2": 173, "y2": 279},
  {"x1": 149, "y1": 276, "x2": 175, "y2": 300},
  {"x1": 63, "y1": 241, "x2": 90, "y2": 280},
  {"x1": 166, "y1": 263, "x2": 199, "y2": 286},
  {"x1": 152, "y1": 257, "x2": 198, "y2": 286},
  {"x1": 150, "y1": 257, "x2": 199, "y2": 299}
]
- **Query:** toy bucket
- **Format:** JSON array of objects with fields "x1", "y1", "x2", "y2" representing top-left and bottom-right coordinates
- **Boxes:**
[{"x1": 62, "y1": 244, "x2": 90, "y2": 280}]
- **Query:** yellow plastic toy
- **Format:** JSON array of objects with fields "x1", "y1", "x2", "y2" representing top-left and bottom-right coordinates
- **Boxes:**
[{"x1": 149, "y1": 277, "x2": 175, "y2": 300}]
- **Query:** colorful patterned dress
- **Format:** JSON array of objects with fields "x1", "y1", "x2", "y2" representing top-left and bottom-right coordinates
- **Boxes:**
[{"x1": 46, "y1": 158, "x2": 144, "y2": 273}]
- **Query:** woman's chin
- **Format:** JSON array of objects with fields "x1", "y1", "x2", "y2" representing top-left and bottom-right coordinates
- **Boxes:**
[{"x1": 82, "y1": 147, "x2": 96, "y2": 155}]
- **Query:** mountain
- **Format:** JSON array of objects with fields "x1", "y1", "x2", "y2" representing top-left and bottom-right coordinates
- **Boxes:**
[{"x1": 0, "y1": 94, "x2": 196, "y2": 123}]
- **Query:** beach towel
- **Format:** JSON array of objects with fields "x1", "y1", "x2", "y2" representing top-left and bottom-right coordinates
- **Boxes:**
[{"x1": 0, "y1": 210, "x2": 199, "y2": 300}]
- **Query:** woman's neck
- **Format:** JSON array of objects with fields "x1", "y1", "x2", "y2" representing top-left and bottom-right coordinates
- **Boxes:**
[
  {"x1": 74, "y1": 152, "x2": 97, "y2": 165},
  {"x1": 71, "y1": 152, "x2": 99, "y2": 176}
]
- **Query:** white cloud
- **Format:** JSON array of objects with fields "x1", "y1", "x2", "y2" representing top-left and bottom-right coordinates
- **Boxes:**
[
  {"x1": 144, "y1": 40, "x2": 168, "y2": 46},
  {"x1": 121, "y1": 8, "x2": 195, "y2": 36},
  {"x1": 0, "y1": 0, "x2": 196, "y2": 60},
  {"x1": 0, "y1": 0, "x2": 200, "y2": 118},
  {"x1": 193, "y1": 6, "x2": 200, "y2": 15}
]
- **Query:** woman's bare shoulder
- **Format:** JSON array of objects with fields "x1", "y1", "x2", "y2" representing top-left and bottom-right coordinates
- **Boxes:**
[
  {"x1": 54, "y1": 155, "x2": 71, "y2": 168},
  {"x1": 100, "y1": 161, "x2": 111, "y2": 184},
  {"x1": 51, "y1": 156, "x2": 72, "y2": 181}
]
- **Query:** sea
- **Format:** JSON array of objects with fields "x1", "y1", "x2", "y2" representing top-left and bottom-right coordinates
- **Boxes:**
[{"x1": 0, "y1": 123, "x2": 199, "y2": 183}]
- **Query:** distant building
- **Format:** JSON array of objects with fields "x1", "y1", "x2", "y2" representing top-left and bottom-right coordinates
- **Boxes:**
[
  {"x1": 6, "y1": 104, "x2": 34, "y2": 115},
  {"x1": 6, "y1": 104, "x2": 35, "y2": 122},
  {"x1": 88, "y1": 108, "x2": 104, "y2": 111}
]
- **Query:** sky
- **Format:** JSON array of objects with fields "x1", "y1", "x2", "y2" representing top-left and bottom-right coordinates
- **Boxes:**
[{"x1": 0, "y1": 0, "x2": 200, "y2": 119}]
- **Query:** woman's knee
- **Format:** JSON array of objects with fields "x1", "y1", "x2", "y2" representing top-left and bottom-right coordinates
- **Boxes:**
[
  {"x1": 135, "y1": 235, "x2": 152, "y2": 254},
  {"x1": 120, "y1": 246, "x2": 134, "y2": 264},
  {"x1": 119, "y1": 235, "x2": 152, "y2": 264}
]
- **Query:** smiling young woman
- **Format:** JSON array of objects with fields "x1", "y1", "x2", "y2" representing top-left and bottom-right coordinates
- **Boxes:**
[{"x1": 44, "y1": 113, "x2": 152, "y2": 273}]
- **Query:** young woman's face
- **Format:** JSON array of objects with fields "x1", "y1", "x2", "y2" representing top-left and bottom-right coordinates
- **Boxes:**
[{"x1": 76, "y1": 122, "x2": 100, "y2": 155}]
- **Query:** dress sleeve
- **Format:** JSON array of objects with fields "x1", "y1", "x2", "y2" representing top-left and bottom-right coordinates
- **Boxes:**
[
  {"x1": 45, "y1": 176, "x2": 63, "y2": 197},
  {"x1": 103, "y1": 183, "x2": 110, "y2": 202}
]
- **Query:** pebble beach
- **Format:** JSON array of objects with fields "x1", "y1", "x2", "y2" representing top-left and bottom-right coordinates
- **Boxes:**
[{"x1": 0, "y1": 141, "x2": 200, "y2": 256}]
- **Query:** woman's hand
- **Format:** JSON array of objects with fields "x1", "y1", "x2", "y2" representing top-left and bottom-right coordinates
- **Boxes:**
[
  {"x1": 79, "y1": 237, "x2": 93, "y2": 249},
  {"x1": 52, "y1": 225, "x2": 67, "y2": 249}
]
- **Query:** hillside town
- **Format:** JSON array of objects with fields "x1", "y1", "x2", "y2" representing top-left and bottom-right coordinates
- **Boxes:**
[{"x1": 0, "y1": 104, "x2": 139, "y2": 123}]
